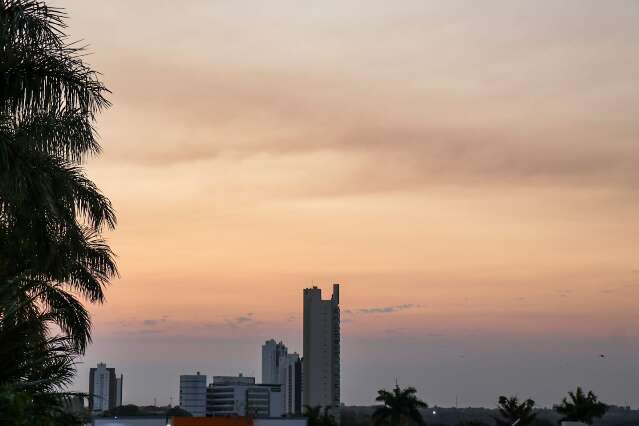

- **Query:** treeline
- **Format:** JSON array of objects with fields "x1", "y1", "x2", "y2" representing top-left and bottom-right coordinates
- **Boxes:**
[
  {"x1": 337, "y1": 386, "x2": 632, "y2": 426},
  {"x1": 101, "y1": 404, "x2": 192, "y2": 418}
]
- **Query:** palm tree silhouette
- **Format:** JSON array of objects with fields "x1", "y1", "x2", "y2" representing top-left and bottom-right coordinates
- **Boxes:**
[
  {"x1": 0, "y1": 0, "x2": 116, "y2": 353},
  {"x1": 372, "y1": 385, "x2": 428, "y2": 426},
  {"x1": 304, "y1": 405, "x2": 337, "y2": 426},
  {"x1": 304, "y1": 405, "x2": 321, "y2": 426},
  {"x1": 494, "y1": 396, "x2": 536, "y2": 426},
  {"x1": 555, "y1": 387, "x2": 608, "y2": 425}
]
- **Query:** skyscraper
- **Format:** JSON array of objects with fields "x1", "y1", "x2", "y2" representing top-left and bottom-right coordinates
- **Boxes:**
[
  {"x1": 115, "y1": 374, "x2": 123, "y2": 407},
  {"x1": 261, "y1": 339, "x2": 303, "y2": 415},
  {"x1": 303, "y1": 284, "x2": 340, "y2": 414},
  {"x1": 262, "y1": 339, "x2": 288, "y2": 385},
  {"x1": 179, "y1": 372, "x2": 207, "y2": 417},
  {"x1": 89, "y1": 363, "x2": 123, "y2": 412}
]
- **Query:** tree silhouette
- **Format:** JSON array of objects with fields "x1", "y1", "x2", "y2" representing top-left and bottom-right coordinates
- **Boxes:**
[
  {"x1": 304, "y1": 405, "x2": 338, "y2": 426},
  {"x1": 304, "y1": 405, "x2": 323, "y2": 426},
  {"x1": 1, "y1": 0, "x2": 116, "y2": 352},
  {"x1": 0, "y1": 289, "x2": 85, "y2": 425},
  {"x1": 372, "y1": 385, "x2": 428, "y2": 426},
  {"x1": 494, "y1": 396, "x2": 536, "y2": 426},
  {"x1": 167, "y1": 406, "x2": 193, "y2": 417},
  {"x1": 555, "y1": 387, "x2": 608, "y2": 425},
  {"x1": 1, "y1": 1, "x2": 114, "y2": 423},
  {"x1": 321, "y1": 406, "x2": 338, "y2": 426}
]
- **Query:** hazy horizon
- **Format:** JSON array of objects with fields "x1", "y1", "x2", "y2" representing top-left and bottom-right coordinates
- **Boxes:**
[{"x1": 52, "y1": 0, "x2": 639, "y2": 408}]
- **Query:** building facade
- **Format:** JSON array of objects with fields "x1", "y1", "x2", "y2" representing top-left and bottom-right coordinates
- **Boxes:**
[
  {"x1": 282, "y1": 353, "x2": 303, "y2": 415},
  {"x1": 303, "y1": 284, "x2": 340, "y2": 414},
  {"x1": 261, "y1": 339, "x2": 288, "y2": 385},
  {"x1": 206, "y1": 375, "x2": 282, "y2": 418},
  {"x1": 89, "y1": 362, "x2": 123, "y2": 412},
  {"x1": 116, "y1": 375, "x2": 123, "y2": 408},
  {"x1": 180, "y1": 372, "x2": 207, "y2": 417}
]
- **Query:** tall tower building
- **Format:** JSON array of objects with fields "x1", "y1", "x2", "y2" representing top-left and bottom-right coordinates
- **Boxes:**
[
  {"x1": 179, "y1": 372, "x2": 207, "y2": 417},
  {"x1": 262, "y1": 339, "x2": 288, "y2": 384},
  {"x1": 303, "y1": 284, "x2": 340, "y2": 413},
  {"x1": 89, "y1": 362, "x2": 122, "y2": 412},
  {"x1": 115, "y1": 374, "x2": 123, "y2": 407}
]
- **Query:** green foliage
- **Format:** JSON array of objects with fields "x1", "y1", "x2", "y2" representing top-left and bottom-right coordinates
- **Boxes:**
[
  {"x1": 167, "y1": 406, "x2": 194, "y2": 417},
  {"x1": 372, "y1": 385, "x2": 428, "y2": 426},
  {"x1": 304, "y1": 405, "x2": 338, "y2": 426},
  {"x1": 0, "y1": 385, "x2": 87, "y2": 426},
  {"x1": 555, "y1": 387, "x2": 608, "y2": 425},
  {"x1": 102, "y1": 404, "x2": 142, "y2": 417},
  {"x1": 0, "y1": 0, "x2": 114, "y2": 422},
  {"x1": 101, "y1": 404, "x2": 194, "y2": 418},
  {"x1": 494, "y1": 396, "x2": 537, "y2": 426},
  {"x1": 0, "y1": 0, "x2": 116, "y2": 353}
]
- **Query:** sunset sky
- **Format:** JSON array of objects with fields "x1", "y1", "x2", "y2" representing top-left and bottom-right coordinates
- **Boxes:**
[{"x1": 54, "y1": 0, "x2": 639, "y2": 407}]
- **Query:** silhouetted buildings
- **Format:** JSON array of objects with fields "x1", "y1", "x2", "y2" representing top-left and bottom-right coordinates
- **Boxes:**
[
  {"x1": 206, "y1": 375, "x2": 282, "y2": 417},
  {"x1": 261, "y1": 339, "x2": 303, "y2": 416},
  {"x1": 174, "y1": 285, "x2": 341, "y2": 418},
  {"x1": 262, "y1": 339, "x2": 288, "y2": 385},
  {"x1": 180, "y1": 372, "x2": 207, "y2": 416},
  {"x1": 303, "y1": 284, "x2": 340, "y2": 415},
  {"x1": 282, "y1": 353, "x2": 303, "y2": 415},
  {"x1": 89, "y1": 362, "x2": 123, "y2": 412}
]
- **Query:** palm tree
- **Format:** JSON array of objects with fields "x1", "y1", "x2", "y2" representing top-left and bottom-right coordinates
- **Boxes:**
[
  {"x1": 303, "y1": 405, "x2": 339, "y2": 426},
  {"x1": 304, "y1": 405, "x2": 323, "y2": 426},
  {"x1": 494, "y1": 396, "x2": 536, "y2": 426},
  {"x1": 0, "y1": 0, "x2": 116, "y2": 353},
  {"x1": 321, "y1": 406, "x2": 338, "y2": 426},
  {"x1": 555, "y1": 387, "x2": 608, "y2": 425},
  {"x1": 372, "y1": 385, "x2": 428, "y2": 426},
  {"x1": 0, "y1": 289, "x2": 86, "y2": 425}
]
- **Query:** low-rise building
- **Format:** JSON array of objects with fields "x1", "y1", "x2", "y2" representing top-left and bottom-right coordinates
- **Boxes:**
[
  {"x1": 180, "y1": 372, "x2": 207, "y2": 417},
  {"x1": 206, "y1": 375, "x2": 282, "y2": 417}
]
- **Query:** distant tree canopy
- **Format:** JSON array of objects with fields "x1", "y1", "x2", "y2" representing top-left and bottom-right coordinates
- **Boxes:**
[
  {"x1": 167, "y1": 406, "x2": 193, "y2": 417},
  {"x1": 101, "y1": 404, "x2": 193, "y2": 418},
  {"x1": 494, "y1": 396, "x2": 537, "y2": 426},
  {"x1": 304, "y1": 405, "x2": 338, "y2": 426},
  {"x1": 372, "y1": 385, "x2": 428, "y2": 426},
  {"x1": 101, "y1": 404, "x2": 142, "y2": 417},
  {"x1": 556, "y1": 387, "x2": 608, "y2": 425}
]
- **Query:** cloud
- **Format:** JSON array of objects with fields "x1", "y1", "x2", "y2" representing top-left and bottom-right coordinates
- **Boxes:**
[
  {"x1": 97, "y1": 11, "x2": 639, "y2": 198},
  {"x1": 225, "y1": 313, "x2": 259, "y2": 328},
  {"x1": 358, "y1": 304, "x2": 420, "y2": 314},
  {"x1": 142, "y1": 316, "x2": 169, "y2": 327},
  {"x1": 107, "y1": 66, "x2": 639, "y2": 195}
]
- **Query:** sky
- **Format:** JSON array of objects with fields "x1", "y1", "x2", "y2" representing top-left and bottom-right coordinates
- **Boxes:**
[{"x1": 52, "y1": 0, "x2": 639, "y2": 408}]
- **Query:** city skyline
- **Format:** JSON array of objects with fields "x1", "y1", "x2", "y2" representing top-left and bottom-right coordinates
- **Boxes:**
[{"x1": 52, "y1": 0, "x2": 639, "y2": 409}]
